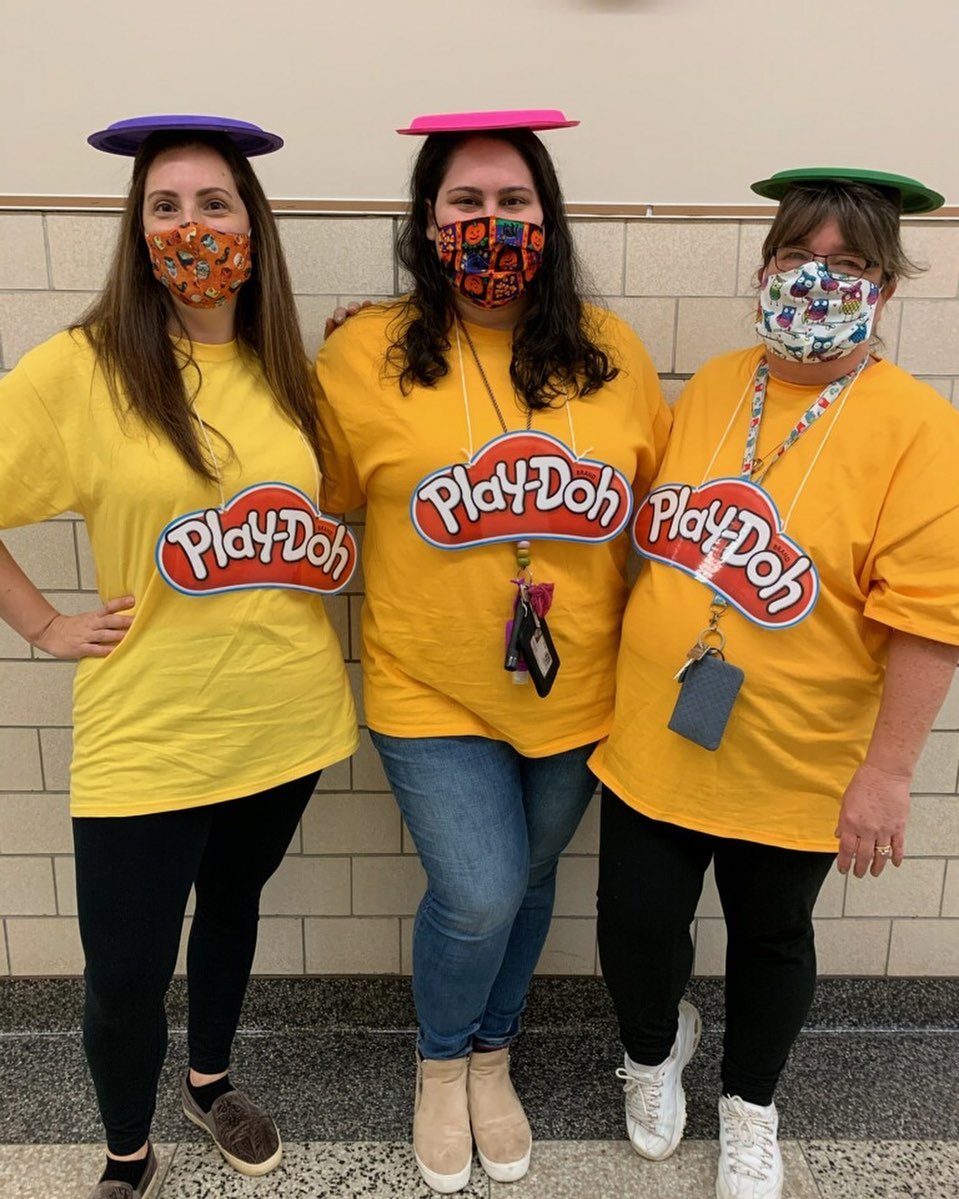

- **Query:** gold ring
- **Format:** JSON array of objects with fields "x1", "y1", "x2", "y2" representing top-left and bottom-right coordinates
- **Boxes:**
[{"x1": 875, "y1": 845, "x2": 893, "y2": 857}]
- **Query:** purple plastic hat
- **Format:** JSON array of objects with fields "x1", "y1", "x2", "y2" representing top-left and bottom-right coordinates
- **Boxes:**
[
  {"x1": 397, "y1": 109, "x2": 579, "y2": 135},
  {"x1": 88, "y1": 114, "x2": 283, "y2": 157}
]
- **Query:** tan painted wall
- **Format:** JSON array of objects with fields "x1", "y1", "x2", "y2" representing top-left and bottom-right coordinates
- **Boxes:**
[
  {"x1": 1, "y1": 211, "x2": 958, "y2": 977},
  {"x1": 1, "y1": 0, "x2": 958, "y2": 205}
]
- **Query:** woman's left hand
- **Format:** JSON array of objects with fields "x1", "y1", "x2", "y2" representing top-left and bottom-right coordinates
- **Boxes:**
[
  {"x1": 834, "y1": 761, "x2": 910, "y2": 878},
  {"x1": 323, "y1": 300, "x2": 373, "y2": 340}
]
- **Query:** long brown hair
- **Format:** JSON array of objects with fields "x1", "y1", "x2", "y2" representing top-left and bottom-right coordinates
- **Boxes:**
[{"x1": 74, "y1": 131, "x2": 318, "y2": 481}]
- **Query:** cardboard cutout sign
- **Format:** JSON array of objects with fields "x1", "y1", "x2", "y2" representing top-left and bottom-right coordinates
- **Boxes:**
[
  {"x1": 632, "y1": 478, "x2": 819, "y2": 628},
  {"x1": 412, "y1": 431, "x2": 633, "y2": 549},
  {"x1": 157, "y1": 483, "x2": 357, "y2": 596}
]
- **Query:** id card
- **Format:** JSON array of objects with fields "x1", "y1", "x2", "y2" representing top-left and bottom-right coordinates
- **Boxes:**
[
  {"x1": 516, "y1": 601, "x2": 560, "y2": 698},
  {"x1": 667, "y1": 652, "x2": 743, "y2": 751}
]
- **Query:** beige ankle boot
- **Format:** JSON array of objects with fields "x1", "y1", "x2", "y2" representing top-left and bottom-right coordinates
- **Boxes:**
[
  {"x1": 413, "y1": 1054, "x2": 472, "y2": 1193},
  {"x1": 467, "y1": 1048, "x2": 532, "y2": 1182}
]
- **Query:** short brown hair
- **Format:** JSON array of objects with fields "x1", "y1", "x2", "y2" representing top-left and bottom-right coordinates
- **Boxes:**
[{"x1": 760, "y1": 181, "x2": 920, "y2": 286}]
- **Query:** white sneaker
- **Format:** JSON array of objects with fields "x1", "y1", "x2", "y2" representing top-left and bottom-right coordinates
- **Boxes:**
[
  {"x1": 716, "y1": 1095, "x2": 783, "y2": 1199},
  {"x1": 614, "y1": 999, "x2": 702, "y2": 1160}
]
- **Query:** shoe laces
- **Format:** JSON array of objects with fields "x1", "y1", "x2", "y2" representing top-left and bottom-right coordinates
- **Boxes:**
[
  {"x1": 721, "y1": 1097, "x2": 777, "y2": 1180},
  {"x1": 615, "y1": 1063, "x2": 665, "y2": 1129}
]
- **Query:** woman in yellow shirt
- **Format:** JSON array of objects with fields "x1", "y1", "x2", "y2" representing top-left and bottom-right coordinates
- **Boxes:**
[
  {"x1": 318, "y1": 109, "x2": 670, "y2": 1192},
  {"x1": 0, "y1": 115, "x2": 357, "y2": 1199},
  {"x1": 590, "y1": 168, "x2": 959, "y2": 1199}
]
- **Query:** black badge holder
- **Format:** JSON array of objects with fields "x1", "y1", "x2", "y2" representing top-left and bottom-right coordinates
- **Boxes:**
[{"x1": 508, "y1": 587, "x2": 560, "y2": 698}]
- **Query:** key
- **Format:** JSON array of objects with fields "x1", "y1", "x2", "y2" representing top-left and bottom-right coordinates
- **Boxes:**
[{"x1": 674, "y1": 643, "x2": 708, "y2": 682}]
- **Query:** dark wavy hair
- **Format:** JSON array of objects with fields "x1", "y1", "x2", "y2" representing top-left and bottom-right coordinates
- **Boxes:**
[
  {"x1": 389, "y1": 129, "x2": 618, "y2": 409},
  {"x1": 74, "y1": 131, "x2": 319, "y2": 481}
]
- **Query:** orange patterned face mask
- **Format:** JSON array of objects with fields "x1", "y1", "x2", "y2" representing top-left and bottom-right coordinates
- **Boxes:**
[
  {"x1": 436, "y1": 216, "x2": 545, "y2": 308},
  {"x1": 145, "y1": 222, "x2": 253, "y2": 308}
]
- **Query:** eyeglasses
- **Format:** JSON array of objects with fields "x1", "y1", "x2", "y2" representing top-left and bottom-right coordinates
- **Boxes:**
[{"x1": 770, "y1": 246, "x2": 879, "y2": 281}]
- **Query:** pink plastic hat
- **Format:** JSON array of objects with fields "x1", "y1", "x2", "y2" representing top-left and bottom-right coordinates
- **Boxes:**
[{"x1": 397, "y1": 109, "x2": 579, "y2": 135}]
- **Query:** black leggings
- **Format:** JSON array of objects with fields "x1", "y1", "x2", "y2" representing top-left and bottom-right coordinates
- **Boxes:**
[
  {"x1": 597, "y1": 786, "x2": 833, "y2": 1107},
  {"x1": 73, "y1": 772, "x2": 317, "y2": 1155}
]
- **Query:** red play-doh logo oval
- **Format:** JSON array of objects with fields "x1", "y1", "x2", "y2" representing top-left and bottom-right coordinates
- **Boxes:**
[
  {"x1": 632, "y1": 477, "x2": 819, "y2": 629},
  {"x1": 156, "y1": 483, "x2": 357, "y2": 596},
  {"x1": 411, "y1": 431, "x2": 633, "y2": 549}
]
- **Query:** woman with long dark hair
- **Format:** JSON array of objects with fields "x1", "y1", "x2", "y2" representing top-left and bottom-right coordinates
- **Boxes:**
[
  {"x1": 0, "y1": 115, "x2": 358, "y2": 1199},
  {"x1": 317, "y1": 110, "x2": 670, "y2": 1193}
]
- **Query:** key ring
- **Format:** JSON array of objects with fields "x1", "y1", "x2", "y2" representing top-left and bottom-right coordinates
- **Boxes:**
[
  {"x1": 694, "y1": 625, "x2": 727, "y2": 655},
  {"x1": 697, "y1": 600, "x2": 728, "y2": 654}
]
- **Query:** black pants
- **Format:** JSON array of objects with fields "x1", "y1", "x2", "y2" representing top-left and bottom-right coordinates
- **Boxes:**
[
  {"x1": 73, "y1": 772, "x2": 317, "y2": 1155},
  {"x1": 597, "y1": 786, "x2": 833, "y2": 1106}
]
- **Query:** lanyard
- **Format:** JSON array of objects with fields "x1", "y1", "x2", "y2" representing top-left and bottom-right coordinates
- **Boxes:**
[
  {"x1": 702, "y1": 355, "x2": 867, "y2": 616},
  {"x1": 741, "y1": 357, "x2": 867, "y2": 485}
]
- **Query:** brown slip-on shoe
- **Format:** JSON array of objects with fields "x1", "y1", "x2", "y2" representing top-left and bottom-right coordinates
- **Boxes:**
[
  {"x1": 86, "y1": 1145, "x2": 158, "y2": 1199},
  {"x1": 181, "y1": 1074, "x2": 282, "y2": 1176}
]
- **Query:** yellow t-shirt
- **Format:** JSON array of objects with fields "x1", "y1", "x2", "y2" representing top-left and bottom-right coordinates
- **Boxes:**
[
  {"x1": 590, "y1": 346, "x2": 959, "y2": 851},
  {"x1": 316, "y1": 303, "x2": 671, "y2": 755},
  {"x1": 0, "y1": 330, "x2": 358, "y2": 816}
]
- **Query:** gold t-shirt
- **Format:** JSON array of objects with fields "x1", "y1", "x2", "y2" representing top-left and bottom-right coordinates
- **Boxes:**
[
  {"x1": 317, "y1": 303, "x2": 671, "y2": 756},
  {"x1": 591, "y1": 347, "x2": 959, "y2": 851}
]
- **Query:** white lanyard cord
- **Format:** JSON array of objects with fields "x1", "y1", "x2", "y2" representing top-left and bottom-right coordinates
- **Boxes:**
[
  {"x1": 700, "y1": 360, "x2": 865, "y2": 529},
  {"x1": 192, "y1": 404, "x2": 227, "y2": 511},
  {"x1": 192, "y1": 400, "x2": 322, "y2": 513},
  {"x1": 454, "y1": 318, "x2": 578, "y2": 459},
  {"x1": 699, "y1": 374, "x2": 754, "y2": 486},
  {"x1": 780, "y1": 376, "x2": 859, "y2": 529},
  {"x1": 453, "y1": 320, "x2": 476, "y2": 461},
  {"x1": 296, "y1": 429, "x2": 323, "y2": 512}
]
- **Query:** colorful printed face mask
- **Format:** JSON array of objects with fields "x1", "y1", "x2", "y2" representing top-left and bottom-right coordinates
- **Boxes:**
[
  {"x1": 755, "y1": 260, "x2": 881, "y2": 363},
  {"x1": 145, "y1": 222, "x2": 252, "y2": 308},
  {"x1": 436, "y1": 216, "x2": 545, "y2": 308}
]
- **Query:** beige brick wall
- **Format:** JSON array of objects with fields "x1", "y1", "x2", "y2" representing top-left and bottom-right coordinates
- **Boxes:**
[{"x1": 1, "y1": 211, "x2": 958, "y2": 977}]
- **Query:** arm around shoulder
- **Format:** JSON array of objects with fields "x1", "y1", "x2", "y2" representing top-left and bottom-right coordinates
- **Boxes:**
[{"x1": 313, "y1": 306, "x2": 397, "y2": 515}]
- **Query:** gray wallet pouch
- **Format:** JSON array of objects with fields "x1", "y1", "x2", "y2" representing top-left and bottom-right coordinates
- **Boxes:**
[{"x1": 667, "y1": 653, "x2": 745, "y2": 751}]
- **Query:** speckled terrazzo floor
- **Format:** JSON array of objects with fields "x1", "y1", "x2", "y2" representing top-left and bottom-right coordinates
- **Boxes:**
[{"x1": 1, "y1": 977, "x2": 957, "y2": 1197}]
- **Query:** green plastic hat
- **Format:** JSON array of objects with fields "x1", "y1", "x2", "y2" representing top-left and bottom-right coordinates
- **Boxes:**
[{"x1": 751, "y1": 167, "x2": 944, "y2": 214}]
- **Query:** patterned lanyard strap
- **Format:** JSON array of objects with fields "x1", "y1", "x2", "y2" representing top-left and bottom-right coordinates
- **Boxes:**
[
  {"x1": 703, "y1": 355, "x2": 869, "y2": 620},
  {"x1": 742, "y1": 356, "x2": 867, "y2": 484}
]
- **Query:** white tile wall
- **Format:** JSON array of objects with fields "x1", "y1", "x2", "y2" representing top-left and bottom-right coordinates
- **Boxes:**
[{"x1": 2, "y1": 209, "x2": 958, "y2": 976}]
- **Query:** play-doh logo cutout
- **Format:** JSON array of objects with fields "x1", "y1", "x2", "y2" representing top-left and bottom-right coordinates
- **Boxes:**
[
  {"x1": 412, "y1": 431, "x2": 633, "y2": 549},
  {"x1": 157, "y1": 483, "x2": 357, "y2": 596},
  {"x1": 632, "y1": 478, "x2": 819, "y2": 629}
]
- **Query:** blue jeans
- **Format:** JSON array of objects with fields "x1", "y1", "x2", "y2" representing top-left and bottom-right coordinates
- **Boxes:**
[{"x1": 371, "y1": 732, "x2": 597, "y2": 1059}]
